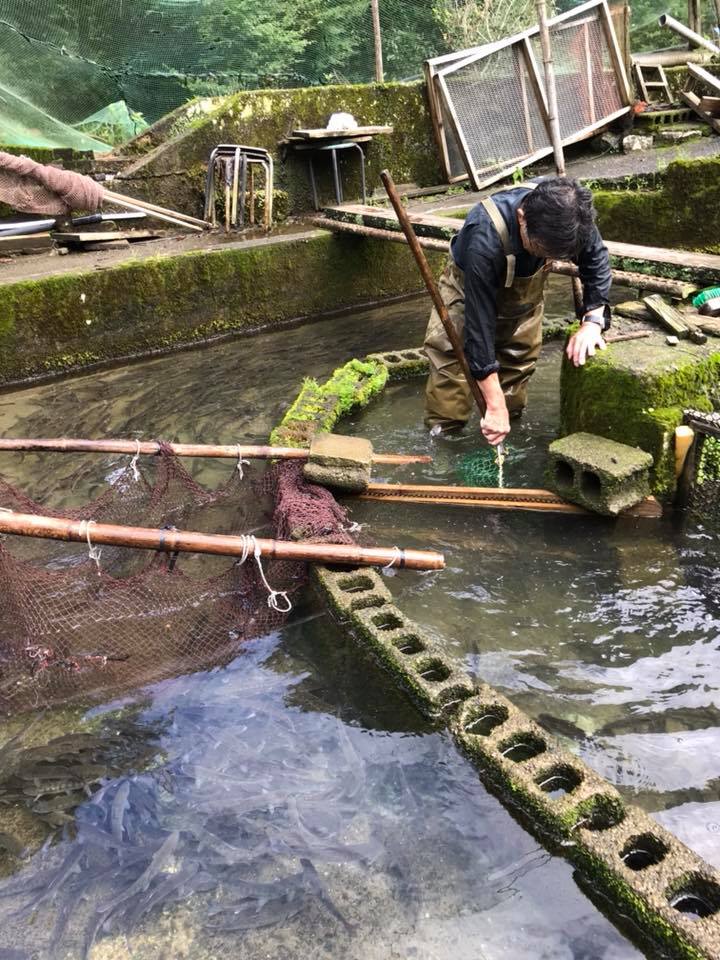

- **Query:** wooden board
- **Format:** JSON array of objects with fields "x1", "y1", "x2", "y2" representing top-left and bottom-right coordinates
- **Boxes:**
[
  {"x1": 52, "y1": 230, "x2": 160, "y2": 245},
  {"x1": 699, "y1": 95, "x2": 720, "y2": 115},
  {"x1": 687, "y1": 62, "x2": 720, "y2": 96},
  {"x1": 291, "y1": 125, "x2": 393, "y2": 139},
  {"x1": 0, "y1": 232, "x2": 53, "y2": 252},
  {"x1": 679, "y1": 89, "x2": 720, "y2": 135},
  {"x1": 325, "y1": 203, "x2": 720, "y2": 279}
]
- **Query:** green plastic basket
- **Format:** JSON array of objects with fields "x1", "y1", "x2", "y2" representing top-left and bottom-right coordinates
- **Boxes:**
[
  {"x1": 692, "y1": 287, "x2": 720, "y2": 308},
  {"x1": 457, "y1": 446, "x2": 510, "y2": 487}
]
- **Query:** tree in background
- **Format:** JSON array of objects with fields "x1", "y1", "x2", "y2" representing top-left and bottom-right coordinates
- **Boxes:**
[{"x1": 433, "y1": 0, "x2": 541, "y2": 48}]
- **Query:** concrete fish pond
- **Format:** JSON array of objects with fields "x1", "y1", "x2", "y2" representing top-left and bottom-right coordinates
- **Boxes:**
[{"x1": 0, "y1": 290, "x2": 718, "y2": 960}]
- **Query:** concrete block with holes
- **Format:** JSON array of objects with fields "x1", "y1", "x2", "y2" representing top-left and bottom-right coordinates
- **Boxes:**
[
  {"x1": 548, "y1": 432, "x2": 653, "y2": 516},
  {"x1": 303, "y1": 432, "x2": 373, "y2": 493}
]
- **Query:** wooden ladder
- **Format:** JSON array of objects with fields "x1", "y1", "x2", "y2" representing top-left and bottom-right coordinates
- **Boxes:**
[
  {"x1": 634, "y1": 62, "x2": 672, "y2": 102},
  {"x1": 680, "y1": 62, "x2": 720, "y2": 134}
]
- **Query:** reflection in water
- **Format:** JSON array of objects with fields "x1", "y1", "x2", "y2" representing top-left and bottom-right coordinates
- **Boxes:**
[{"x1": 343, "y1": 341, "x2": 720, "y2": 871}]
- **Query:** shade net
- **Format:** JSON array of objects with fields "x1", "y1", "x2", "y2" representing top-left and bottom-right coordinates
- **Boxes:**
[
  {"x1": 0, "y1": 449, "x2": 352, "y2": 715},
  {"x1": 0, "y1": 0, "x2": 444, "y2": 151},
  {"x1": 686, "y1": 411, "x2": 720, "y2": 527}
]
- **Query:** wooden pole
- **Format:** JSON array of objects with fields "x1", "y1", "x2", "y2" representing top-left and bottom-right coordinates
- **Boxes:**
[
  {"x1": 0, "y1": 437, "x2": 431, "y2": 466},
  {"x1": 535, "y1": 0, "x2": 565, "y2": 176},
  {"x1": 371, "y1": 0, "x2": 384, "y2": 83},
  {"x1": 380, "y1": 169, "x2": 486, "y2": 419},
  {"x1": 674, "y1": 425, "x2": 695, "y2": 478},
  {"x1": 0, "y1": 511, "x2": 444, "y2": 571},
  {"x1": 103, "y1": 189, "x2": 210, "y2": 231}
]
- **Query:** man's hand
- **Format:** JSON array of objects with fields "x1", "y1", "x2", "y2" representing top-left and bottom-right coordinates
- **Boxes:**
[
  {"x1": 477, "y1": 373, "x2": 510, "y2": 446},
  {"x1": 480, "y1": 403, "x2": 510, "y2": 446},
  {"x1": 566, "y1": 321, "x2": 607, "y2": 367}
]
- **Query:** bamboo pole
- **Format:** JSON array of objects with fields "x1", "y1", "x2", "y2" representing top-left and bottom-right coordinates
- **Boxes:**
[
  {"x1": 536, "y1": 0, "x2": 565, "y2": 175},
  {"x1": 0, "y1": 511, "x2": 444, "y2": 571},
  {"x1": 103, "y1": 189, "x2": 210, "y2": 231},
  {"x1": 380, "y1": 170, "x2": 487, "y2": 419},
  {"x1": 0, "y1": 437, "x2": 431, "y2": 466},
  {"x1": 371, "y1": 0, "x2": 385, "y2": 83}
]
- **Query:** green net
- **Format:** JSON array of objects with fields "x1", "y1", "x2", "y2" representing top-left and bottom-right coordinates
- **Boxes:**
[
  {"x1": 0, "y1": 0, "x2": 444, "y2": 151},
  {"x1": 0, "y1": 0, "x2": 634, "y2": 153},
  {"x1": 456, "y1": 446, "x2": 511, "y2": 487}
]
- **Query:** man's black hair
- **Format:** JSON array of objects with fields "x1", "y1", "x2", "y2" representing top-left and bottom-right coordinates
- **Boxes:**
[{"x1": 520, "y1": 177, "x2": 596, "y2": 259}]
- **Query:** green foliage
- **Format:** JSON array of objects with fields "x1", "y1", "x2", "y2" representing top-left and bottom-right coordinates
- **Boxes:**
[{"x1": 433, "y1": 0, "x2": 542, "y2": 48}]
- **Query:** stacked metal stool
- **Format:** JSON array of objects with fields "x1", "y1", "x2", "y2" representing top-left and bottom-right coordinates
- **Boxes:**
[{"x1": 204, "y1": 144, "x2": 274, "y2": 230}]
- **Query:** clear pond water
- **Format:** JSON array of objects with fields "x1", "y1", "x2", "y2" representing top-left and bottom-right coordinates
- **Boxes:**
[{"x1": 0, "y1": 282, "x2": 713, "y2": 959}]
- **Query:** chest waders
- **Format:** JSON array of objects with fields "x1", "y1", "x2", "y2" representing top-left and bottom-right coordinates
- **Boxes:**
[{"x1": 423, "y1": 191, "x2": 549, "y2": 432}]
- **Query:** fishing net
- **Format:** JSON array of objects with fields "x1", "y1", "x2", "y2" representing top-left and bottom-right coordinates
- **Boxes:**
[
  {"x1": 0, "y1": 447, "x2": 352, "y2": 715},
  {"x1": 456, "y1": 445, "x2": 509, "y2": 486},
  {"x1": 685, "y1": 410, "x2": 720, "y2": 527}
]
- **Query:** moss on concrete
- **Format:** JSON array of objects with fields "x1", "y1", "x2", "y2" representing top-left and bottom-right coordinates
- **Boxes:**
[
  {"x1": 117, "y1": 82, "x2": 442, "y2": 217},
  {"x1": 560, "y1": 333, "x2": 720, "y2": 496},
  {"x1": 270, "y1": 357, "x2": 388, "y2": 447},
  {"x1": 594, "y1": 155, "x2": 720, "y2": 257},
  {"x1": 0, "y1": 234, "x2": 442, "y2": 386}
]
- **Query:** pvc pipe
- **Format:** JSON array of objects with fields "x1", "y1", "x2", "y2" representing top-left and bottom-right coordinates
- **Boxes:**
[
  {"x1": 674, "y1": 425, "x2": 695, "y2": 478},
  {"x1": 658, "y1": 14, "x2": 720, "y2": 54}
]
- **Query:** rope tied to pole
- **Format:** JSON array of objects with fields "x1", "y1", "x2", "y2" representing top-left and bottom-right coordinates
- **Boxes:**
[
  {"x1": 235, "y1": 446, "x2": 251, "y2": 480},
  {"x1": 78, "y1": 520, "x2": 103, "y2": 573},
  {"x1": 381, "y1": 545, "x2": 402, "y2": 576},
  {"x1": 234, "y1": 534, "x2": 292, "y2": 613},
  {"x1": 129, "y1": 439, "x2": 141, "y2": 482}
]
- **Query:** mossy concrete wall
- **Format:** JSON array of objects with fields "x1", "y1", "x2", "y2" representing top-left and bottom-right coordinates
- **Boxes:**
[
  {"x1": 593, "y1": 156, "x2": 720, "y2": 254},
  {"x1": 0, "y1": 233, "x2": 444, "y2": 386},
  {"x1": 116, "y1": 82, "x2": 441, "y2": 219},
  {"x1": 560, "y1": 333, "x2": 720, "y2": 497}
]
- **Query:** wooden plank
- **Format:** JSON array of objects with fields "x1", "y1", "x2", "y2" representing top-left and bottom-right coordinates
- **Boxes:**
[
  {"x1": 291, "y1": 125, "x2": 393, "y2": 139},
  {"x1": 699, "y1": 95, "x2": 720, "y2": 114},
  {"x1": 0, "y1": 232, "x2": 53, "y2": 252},
  {"x1": 643, "y1": 294, "x2": 690, "y2": 337},
  {"x1": 679, "y1": 89, "x2": 720, "y2": 135},
  {"x1": 599, "y1": 0, "x2": 633, "y2": 104},
  {"x1": 687, "y1": 62, "x2": 720, "y2": 95},
  {"x1": 52, "y1": 230, "x2": 159, "y2": 244}
]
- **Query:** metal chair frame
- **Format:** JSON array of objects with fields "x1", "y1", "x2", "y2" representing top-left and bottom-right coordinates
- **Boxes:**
[{"x1": 204, "y1": 144, "x2": 274, "y2": 229}]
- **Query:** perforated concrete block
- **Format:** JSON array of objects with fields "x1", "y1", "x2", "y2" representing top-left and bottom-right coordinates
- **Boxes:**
[
  {"x1": 549, "y1": 432, "x2": 653, "y2": 515},
  {"x1": 303, "y1": 432, "x2": 373, "y2": 493}
]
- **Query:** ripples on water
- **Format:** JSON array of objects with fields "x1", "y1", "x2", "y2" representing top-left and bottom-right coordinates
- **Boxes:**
[{"x1": 0, "y1": 287, "x2": 679, "y2": 958}]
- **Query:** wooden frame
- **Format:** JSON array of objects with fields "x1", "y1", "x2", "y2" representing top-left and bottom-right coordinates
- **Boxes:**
[{"x1": 429, "y1": 0, "x2": 631, "y2": 190}]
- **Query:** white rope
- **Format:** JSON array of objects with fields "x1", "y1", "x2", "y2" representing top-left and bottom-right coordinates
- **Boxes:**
[
  {"x1": 235, "y1": 534, "x2": 292, "y2": 613},
  {"x1": 78, "y1": 519, "x2": 103, "y2": 573},
  {"x1": 235, "y1": 446, "x2": 251, "y2": 480},
  {"x1": 342, "y1": 520, "x2": 363, "y2": 533},
  {"x1": 381, "y1": 545, "x2": 402, "y2": 576},
  {"x1": 129, "y1": 439, "x2": 141, "y2": 482},
  {"x1": 0, "y1": 507, "x2": 13, "y2": 514}
]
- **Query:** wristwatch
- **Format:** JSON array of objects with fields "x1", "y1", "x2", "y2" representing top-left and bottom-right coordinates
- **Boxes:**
[{"x1": 582, "y1": 305, "x2": 610, "y2": 330}]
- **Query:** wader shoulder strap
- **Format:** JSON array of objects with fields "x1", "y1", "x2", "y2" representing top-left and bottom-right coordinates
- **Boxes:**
[{"x1": 480, "y1": 183, "x2": 538, "y2": 289}]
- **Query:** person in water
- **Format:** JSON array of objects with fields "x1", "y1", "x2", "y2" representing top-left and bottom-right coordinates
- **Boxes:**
[{"x1": 423, "y1": 176, "x2": 611, "y2": 446}]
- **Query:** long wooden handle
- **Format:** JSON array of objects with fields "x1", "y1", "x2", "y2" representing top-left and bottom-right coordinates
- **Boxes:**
[
  {"x1": 0, "y1": 511, "x2": 444, "y2": 571},
  {"x1": 0, "y1": 437, "x2": 430, "y2": 466},
  {"x1": 380, "y1": 170, "x2": 486, "y2": 418}
]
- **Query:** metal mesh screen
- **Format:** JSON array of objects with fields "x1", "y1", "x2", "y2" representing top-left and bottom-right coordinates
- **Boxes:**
[
  {"x1": 440, "y1": 42, "x2": 552, "y2": 180},
  {"x1": 547, "y1": 11, "x2": 624, "y2": 139},
  {"x1": 434, "y1": 0, "x2": 628, "y2": 187},
  {"x1": 686, "y1": 411, "x2": 720, "y2": 527}
]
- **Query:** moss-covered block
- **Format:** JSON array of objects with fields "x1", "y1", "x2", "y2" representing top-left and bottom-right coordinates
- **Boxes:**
[
  {"x1": 364, "y1": 347, "x2": 429, "y2": 379},
  {"x1": 560, "y1": 334, "x2": 720, "y2": 497}
]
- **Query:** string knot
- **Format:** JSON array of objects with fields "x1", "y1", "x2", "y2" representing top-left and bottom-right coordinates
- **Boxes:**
[
  {"x1": 78, "y1": 519, "x2": 102, "y2": 574},
  {"x1": 235, "y1": 534, "x2": 292, "y2": 613},
  {"x1": 236, "y1": 446, "x2": 251, "y2": 480},
  {"x1": 129, "y1": 439, "x2": 141, "y2": 482},
  {"x1": 381, "y1": 545, "x2": 402, "y2": 576}
]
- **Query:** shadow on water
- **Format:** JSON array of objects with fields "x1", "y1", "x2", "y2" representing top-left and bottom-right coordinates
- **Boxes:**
[{"x1": 0, "y1": 292, "x2": 654, "y2": 958}]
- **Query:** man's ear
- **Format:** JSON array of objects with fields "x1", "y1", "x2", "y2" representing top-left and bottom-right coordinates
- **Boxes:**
[{"x1": 516, "y1": 207, "x2": 526, "y2": 229}]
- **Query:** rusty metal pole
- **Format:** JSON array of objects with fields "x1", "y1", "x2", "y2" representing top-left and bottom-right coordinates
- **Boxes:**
[
  {"x1": 380, "y1": 170, "x2": 486, "y2": 420},
  {"x1": 371, "y1": 0, "x2": 384, "y2": 82}
]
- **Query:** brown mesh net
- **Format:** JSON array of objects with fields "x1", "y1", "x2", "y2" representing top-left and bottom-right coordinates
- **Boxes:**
[{"x1": 0, "y1": 449, "x2": 353, "y2": 715}]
